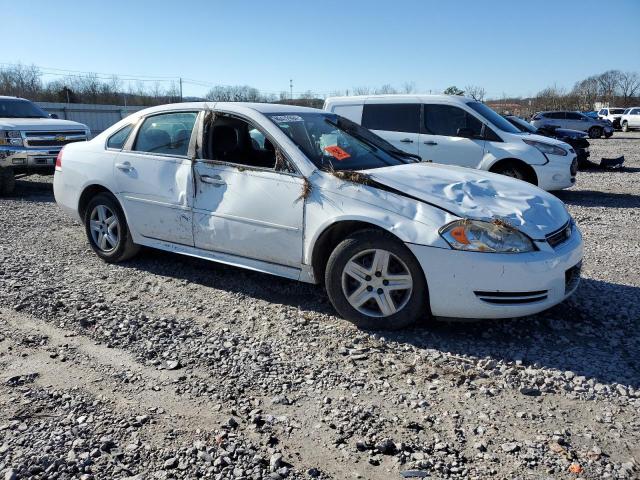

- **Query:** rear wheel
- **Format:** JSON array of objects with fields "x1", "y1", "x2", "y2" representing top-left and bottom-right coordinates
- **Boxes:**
[
  {"x1": 621, "y1": 121, "x2": 629, "y2": 132},
  {"x1": 0, "y1": 168, "x2": 15, "y2": 196},
  {"x1": 325, "y1": 229, "x2": 428, "y2": 330},
  {"x1": 588, "y1": 126, "x2": 602, "y2": 139},
  {"x1": 84, "y1": 193, "x2": 139, "y2": 263}
]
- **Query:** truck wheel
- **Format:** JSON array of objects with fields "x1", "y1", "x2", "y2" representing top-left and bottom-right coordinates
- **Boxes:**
[
  {"x1": 621, "y1": 122, "x2": 629, "y2": 132},
  {"x1": 84, "y1": 192, "x2": 139, "y2": 263},
  {"x1": 588, "y1": 126, "x2": 602, "y2": 139},
  {"x1": 0, "y1": 168, "x2": 16, "y2": 196},
  {"x1": 325, "y1": 229, "x2": 428, "y2": 330}
]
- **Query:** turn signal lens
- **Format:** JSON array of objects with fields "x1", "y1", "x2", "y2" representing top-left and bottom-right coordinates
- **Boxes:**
[{"x1": 450, "y1": 226, "x2": 470, "y2": 244}]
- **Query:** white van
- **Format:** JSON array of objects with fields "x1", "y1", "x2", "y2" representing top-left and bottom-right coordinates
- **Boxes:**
[{"x1": 323, "y1": 95, "x2": 577, "y2": 190}]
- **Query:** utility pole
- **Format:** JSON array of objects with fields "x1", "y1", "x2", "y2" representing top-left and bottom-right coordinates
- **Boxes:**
[
  {"x1": 179, "y1": 77, "x2": 183, "y2": 102},
  {"x1": 290, "y1": 79, "x2": 293, "y2": 101}
]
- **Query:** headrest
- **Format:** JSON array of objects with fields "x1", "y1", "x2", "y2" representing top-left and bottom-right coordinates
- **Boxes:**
[{"x1": 212, "y1": 125, "x2": 239, "y2": 153}]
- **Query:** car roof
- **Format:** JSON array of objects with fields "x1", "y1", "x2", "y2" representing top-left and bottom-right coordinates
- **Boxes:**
[{"x1": 132, "y1": 101, "x2": 323, "y2": 118}]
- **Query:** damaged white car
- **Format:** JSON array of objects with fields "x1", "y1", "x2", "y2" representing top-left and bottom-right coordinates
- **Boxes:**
[{"x1": 54, "y1": 103, "x2": 583, "y2": 329}]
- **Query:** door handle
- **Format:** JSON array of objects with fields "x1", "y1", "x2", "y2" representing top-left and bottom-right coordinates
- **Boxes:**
[
  {"x1": 115, "y1": 161, "x2": 132, "y2": 171},
  {"x1": 400, "y1": 138, "x2": 414, "y2": 143},
  {"x1": 423, "y1": 141, "x2": 438, "y2": 146},
  {"x1": 200, "y1": 174, "x2": 226, "y2": 186}
]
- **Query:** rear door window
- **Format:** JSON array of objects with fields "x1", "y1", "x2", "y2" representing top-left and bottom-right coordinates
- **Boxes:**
[
  {"x1": 361, "y1": 103, "x2": 420, "y2": 133},
  {"x1": 423, "y1": 104, "x2": 482, "y2": 137},
  {"x1": 133, "y1": 112, "x2": 198, "y2": 156}
]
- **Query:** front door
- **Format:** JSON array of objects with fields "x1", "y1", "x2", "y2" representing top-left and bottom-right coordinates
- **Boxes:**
[
  {"x1": 419, "y1": 104, "x2": 485, "y2": 168},
  {"x1": 113, "y1": 111, "x2": 198, "y2": 246},
  {"x1": 192, "y1": 115, "x2": 304, "y2": 267}
]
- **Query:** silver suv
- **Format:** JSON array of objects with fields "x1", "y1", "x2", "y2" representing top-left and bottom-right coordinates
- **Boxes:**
[{"x1": 531, "y1": 111, "x2": 614, "y2": 139}]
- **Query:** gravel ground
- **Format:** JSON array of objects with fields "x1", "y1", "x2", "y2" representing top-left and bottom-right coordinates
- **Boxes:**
[{"x1": 1, "y1": 132, "x2": 639, "y2": 480}]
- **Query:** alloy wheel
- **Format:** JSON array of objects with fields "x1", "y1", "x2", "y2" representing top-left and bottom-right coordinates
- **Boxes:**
[
  {"x1": 89, "y1": 204, "x2": 120, "y2": 252},
  {"x1": 341, "y1": 248, "x2": 413, "y2": 318}
]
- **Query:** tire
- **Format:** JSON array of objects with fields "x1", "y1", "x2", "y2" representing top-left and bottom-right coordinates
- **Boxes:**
[
  {"x1": 84, "y1": 192, "x2": 139, "y2": 263},
  {"x1": 325, "y1": 229, "x2": 428, "y2": 330},
  {"x1": 588, "y1": 126, "x2": 602, "y2": 139},
  {"x1": 492, "y1": 162, "x2": 527, "y2": 182},
  {"x1": 621, "y1": 122, "x2": 629, "y2": 132},
  {"x1": 604, "y1": 132, "x2": 612, "y2": 138},
  {"x1": 0, "y1": 168, "x2": 16, "y2": 196}
]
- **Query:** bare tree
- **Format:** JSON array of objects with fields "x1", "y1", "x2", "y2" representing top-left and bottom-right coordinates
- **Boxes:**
[
  {"x1": 618, "y1": 71, "x2": 640, "y2": 106},
  {"x1": 464, "y1": 85, "x2": 486, "y2": 101},
  {"x1": 401, "y1": 81, "x2": 416, "y2": 94},
  {"x1": 374, "y1": 84, "x2": 397, "y2": 95},
  {"x1": 352, "y1": 86, "x2": 371, "y2": 96}
]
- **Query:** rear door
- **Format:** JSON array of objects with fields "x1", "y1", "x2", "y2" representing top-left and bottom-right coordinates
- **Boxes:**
[
  {"x1": 360, "y1": 101, "x2": 421, "y2": 156},
  {"x1": 418, "y1": 103, "x2": 485, "y2": 168},
  {"x1": 113, "y1": 110, "x2": 199, "y2": 246}
]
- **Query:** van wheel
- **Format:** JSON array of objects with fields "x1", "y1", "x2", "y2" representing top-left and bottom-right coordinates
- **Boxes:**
[
  {"x1": 492, "y1": 162, "x2": 527, "y2": 182},
  {"x1": 621, "y1": 122, "x2": 629, "y2": 132},
  {"x1": 588, "y1": 126, "x2": 602, "y2": 139},
  {"x1": 325, "y1": 229, "x2": 427, "y2": 330},
  {"x1": 84, "y1": 192, "x2": 139, "y2": 263},
  {"x1": 0, "y1": 168, "x2": 16, "y2": 196}
]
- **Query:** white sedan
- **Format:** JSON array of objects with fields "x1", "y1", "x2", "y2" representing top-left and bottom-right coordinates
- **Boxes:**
[{"x1": 54, "y1": 103, "x2": 583, "y2": 329}]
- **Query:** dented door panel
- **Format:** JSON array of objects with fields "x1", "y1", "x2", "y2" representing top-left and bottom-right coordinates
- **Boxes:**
[
  {"x1": 193, "y1": 162, "x2": 304, "y2": 267},
  {"x1": 114, "y1": 151, "x2": 194, "y2": 245}
]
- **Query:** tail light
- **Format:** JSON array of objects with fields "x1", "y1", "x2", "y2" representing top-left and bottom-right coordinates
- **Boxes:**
[{"x1": 55, "y1": 147, "x2": 64, "y2": 171}]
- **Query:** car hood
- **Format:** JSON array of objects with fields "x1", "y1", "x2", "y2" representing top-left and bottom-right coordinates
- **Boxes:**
[
  {"x1": 363, "y1": 163, "x2": 569, "y2": 239},
  {"x1": 517, "y1": 132, "x2": 571, "y2": 146},
  {"x1": 0, "y1": 118, "x2": 88, "y2": 130}
]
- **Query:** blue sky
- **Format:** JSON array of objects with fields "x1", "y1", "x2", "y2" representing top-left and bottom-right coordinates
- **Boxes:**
[{"x1": 5, "y1": 0, "x2": 640, "y2": 99}]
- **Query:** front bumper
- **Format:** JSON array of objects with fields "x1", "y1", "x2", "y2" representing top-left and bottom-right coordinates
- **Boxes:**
[
  {"x1": 533, "y1": 154, "x2": 577, "y2": 191},
  {"x1": 0, "y1": 145, "x2": 61, "y2": 171},
  {"x1": 408, "y1": 225, "x2": 583, "y2": 319}
]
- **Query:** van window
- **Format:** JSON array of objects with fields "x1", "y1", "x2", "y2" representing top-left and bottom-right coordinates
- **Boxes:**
[
  {"x1": 423, "y1": 104, "x2": 482, "y2": 137},
  {"x1": 361, "y1": 103, "x2": 420, "y2": 133}
]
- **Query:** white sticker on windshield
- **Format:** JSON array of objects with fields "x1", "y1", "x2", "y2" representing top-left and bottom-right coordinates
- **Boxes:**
[{"x1": 271, "y1": 115, "x2": 304, "y2": 123}]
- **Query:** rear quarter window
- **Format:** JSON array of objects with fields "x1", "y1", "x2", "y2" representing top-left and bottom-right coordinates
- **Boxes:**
[{"x1": 107, "y1": 124, "x2": 134, "y2": 150}]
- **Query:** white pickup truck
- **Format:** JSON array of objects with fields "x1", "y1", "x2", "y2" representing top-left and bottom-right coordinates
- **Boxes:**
[{"x1": 0, "y1": 96, "x2": 89, "y2": 195}]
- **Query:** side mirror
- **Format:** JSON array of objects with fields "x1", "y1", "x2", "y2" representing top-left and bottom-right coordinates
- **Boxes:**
[
  {"x1": 456, "y1": 127, "x2": 475, "y2": 138},
  {"x1": 49, "y1": 113, "x2": 59, "y2": 119}
]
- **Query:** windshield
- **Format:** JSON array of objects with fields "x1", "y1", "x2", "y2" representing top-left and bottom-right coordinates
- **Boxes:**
[
  {"x1": 610, "y1": 109, "x2": 625, "y2": 115},
  {"x1": 506, "y1": 116, "x2": 537, "y2": 134},
  {"x1": 466, "y1": 101, "x2": 521, "y2": 134},
  {"x1": 0, "y1": 99, "x2": 48, "y2": 118},
  {"x1": 266, "y1": 112, "x2": 411, "y2": 171}
]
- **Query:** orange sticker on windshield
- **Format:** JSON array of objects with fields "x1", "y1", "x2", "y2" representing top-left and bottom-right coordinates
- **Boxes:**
[{"x1": 324, "y1": 145, "x2": 351, "y2": 161}]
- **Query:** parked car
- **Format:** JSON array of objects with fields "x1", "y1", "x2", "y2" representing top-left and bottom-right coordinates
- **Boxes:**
[
  {"x1": 0, "y1": 96, "x2": 89, "y2": 195},
  {"x1": 54, "y1": 102, "x2": 583, "y2": 330},
  {"x1": 620, "y1": 107, "x2": 640, "y2": 132},
  {"x1": 504, "y1": 115, "x2": 590, "y2": 167},
  {"x1": 597, "y1": 107, "x2": 626, "y2": 129},
  {"x1": 323, "y1": 95, "x2": 577, "y2": 191},
  {"x1": 531, "y1": 111, "x2": 613, "y2": 139}
]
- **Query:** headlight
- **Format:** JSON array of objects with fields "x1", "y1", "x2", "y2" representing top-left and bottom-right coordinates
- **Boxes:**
[
  {"x1": 0, "y1": 130, "x2": 23, "y2": 147},
  {"x1": 439, "y1": 219, "x2": 535, "y2": 253},
  {"x1": 523, "y1": 139, "x2": 567, "y2": 156}
]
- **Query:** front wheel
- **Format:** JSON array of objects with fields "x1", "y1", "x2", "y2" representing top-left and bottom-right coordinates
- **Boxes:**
[
  {"x1": 588, "y1": 126, "x2": 602, "y2": 139},
  {"x1": 621, "y1": 122, "x2": 629, "y2": 132},
  {"x1": 325, "y1": 229, "x2": 428, "y2": 330},
  {"x1": 84, "y1": 192, "x2": 139, "y2": 263}
]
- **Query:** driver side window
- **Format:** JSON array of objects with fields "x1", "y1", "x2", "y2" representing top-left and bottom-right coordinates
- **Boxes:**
[{"x1": 204, "y1": 115, "x2": 295, "y2": 173}]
